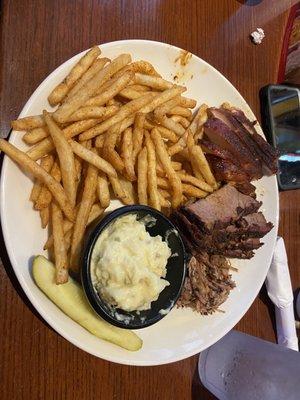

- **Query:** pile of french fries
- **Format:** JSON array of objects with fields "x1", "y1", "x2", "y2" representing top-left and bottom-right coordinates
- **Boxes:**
[{"x1": 0, "y1": 45, "x2": 217, "y2": 284}]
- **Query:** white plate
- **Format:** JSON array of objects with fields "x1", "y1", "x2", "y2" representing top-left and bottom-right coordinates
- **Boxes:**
[{"x1": 0, "y1": 40, "x2": 279, "y2": 366}]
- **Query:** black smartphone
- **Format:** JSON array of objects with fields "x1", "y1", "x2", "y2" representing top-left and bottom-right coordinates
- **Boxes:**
[{"x1": 260, "y1": 84, "x2": 300, "y2": 190}]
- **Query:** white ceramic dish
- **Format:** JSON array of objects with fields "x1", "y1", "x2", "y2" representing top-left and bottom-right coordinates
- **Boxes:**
[{"x1": 0, "y1": 40, "x2": 278, "y2": 366}]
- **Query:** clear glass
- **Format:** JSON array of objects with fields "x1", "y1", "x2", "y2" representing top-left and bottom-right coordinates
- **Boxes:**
[{"x1": 199, "y1": 330, "x2": 300, "y2": 400}]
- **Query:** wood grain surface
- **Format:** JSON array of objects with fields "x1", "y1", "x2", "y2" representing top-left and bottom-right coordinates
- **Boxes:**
[{"x1": 0, "y1": 1, "x2": 298, "y2": 399}]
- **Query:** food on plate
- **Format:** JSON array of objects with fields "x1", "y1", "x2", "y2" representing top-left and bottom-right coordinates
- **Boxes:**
[
  {"x1": 1, "y1": 45, "x2": 278, "y2": 347},
  {"x1": 172, "y1": 184, "x2": 273, "y2": 260},
  {"x1": 33, "y1": 255, "x2": 142, "y2": 351},
  {"x1": 201, "y1": 104, "x2": 279, "y2": 182},
  {"x1": 177, "y1": 254, "x2": 236, "y2": 314},
  {"x1": 90, "y1": 214, "x2": 171, "y2": 312}
]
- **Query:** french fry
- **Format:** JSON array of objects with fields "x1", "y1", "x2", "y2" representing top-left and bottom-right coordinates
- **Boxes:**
[
  {"x1": 66, "y1": 106, "x2": 112, "y2": 123},
  {"x1": 134, "y1": 73, "x2": 173, "y2": 90},
  {"x1": 70, "y1": 161, "x2": 98, "y2": 272},
  {"x1": 69, "y1": 140, "x2": 117, "y2": 177},
  {"x1": 48, "y1": 46, "x2": 101, "y2": 106},
  {"x1": 64, "y1": 229, "x2": 73, "y2": 253},
  {"x1": 156, "y1": 161, "x2": 182, "y2": 177},
  {"x1": 85, "y1": 71, "x2": 134, "y2": 106},
  {"x1": 190, "y1": 145, "x2": 217, "y2": 188},
  {"x1": 52, "y1": 202, "x2": 69, "y2": 284},
  {"x1": 150, "y1": 129, "x2": 182, "y2": 208},
  {"x1": 180, "y1": 97, "x2": 197, "y2": 108},
  {"x1": 158, "y1": 188, "x2": 170, "y2": 198},
  {"x1": 30, "y1": 155, "x2": 54, "y2": 202},
  {"x1": 182, "y1": 183, "x2": 207, "y2": 198},
  {"x1": 130, "y1": 60, "x2": 161, "y2": 77},
  {"x1": 65, "y1": 57, "x2": 110, "y2": 100},
  {"x1": 158, "y1": 191, "x2": 171, "y2": 208},
  {"x1": 141, "y1": 86, "x2": 185, "y2": 114},
  {"x1": 126, "y1": 84, "x2": 150, "y2": 92},
  {"x1": 118, "y1": 88, "x2": 146, "y2": 100},
  {"x1": 132, "y1": 113, "x2": 145, "y2": 164},
  {"x1": 53, "y1": 54, "x2": 131, "y2": 123},
  {"x1": 121, "y1": 127, "x2": 136, "y2": 181},
  {"x1": 79, "y1": 92, "x2": 155, "y2": 141},
  {"x1": 34, "y1": 160, "x2": 62, "y2": 210},
  {"x1": 40, "y1": 206, "x2": 50, "y2": 228},
  {"x1": 119, "y1": 176, "x2": 136, "y2": 204},
  {"x1": 44, "y1": 112, "x2": 76, "y2": 206},
  {"x1": 95, "y1": 134, "x2": 105, "y2": 149},
  {"x1": 158, "y1": 115, "x2": 185, "y2": 136},
  {"x1": 87, "y1": 203, "x2": 104, "y2": 225},
  {"x1": 0, "y1": 139, "x2": 74, "y2": 221},
  {"x1": 23, "y1": 127, "x2": 49, "y2": 145},
  {"x1": 177, "y1": 171, "x2": 213, "y2": 193},
  {"x1": 154, "y1": 96, "x2": 181, "y2": 120},
  {"x1": 97, "y1": 172, "x2": 110, "y2": 208},
  {"x1": 102, "y1": 127, "x2": 124, "y2": 172},
  {"x1": 44, "y1": 219, "x2": 73, "y2": 250},
  {"x1": 145, "y1": 132, "x2": 160, "y2": 210},
  {"x1": 157, "y1": 176, "x2": 170, "y2": 189},
  {"x1": 171, "y1": 115, "x2": 190, "y2": 129},
  {"x1": 168, "y1": 106, "x2": 192, "y2": 119},
  {"x1": 109, "y1": 175, "x2": 133, "y2": 205},
  {"x1": 157, "y1": 126, "x2": 178, "y2": 143},
  {"x1": 137, "y1": 147, "x2": 148, "y2": 205},
  {"x1": 12, "y1": 115, "x2": 45, "y2": 131}
]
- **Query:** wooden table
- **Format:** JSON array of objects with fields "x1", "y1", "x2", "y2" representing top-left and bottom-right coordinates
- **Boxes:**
[{"x1": 1, "y1": 1, "x2": 299, "y2": 399}]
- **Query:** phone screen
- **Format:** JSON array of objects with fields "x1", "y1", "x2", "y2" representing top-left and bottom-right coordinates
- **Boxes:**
[{"x1": 269, "y1": 87, "x2": 300, "y2": 188}]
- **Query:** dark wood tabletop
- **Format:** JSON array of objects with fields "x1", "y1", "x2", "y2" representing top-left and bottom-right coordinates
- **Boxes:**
[{"x1": 1, "y1": 1, "x2": 299, "y2": 399}]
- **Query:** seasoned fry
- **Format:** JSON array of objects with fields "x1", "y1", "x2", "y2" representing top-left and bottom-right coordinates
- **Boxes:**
[
  {"x1": 158, "y1": 192, "x2": 171, "y2": 208},
  {"x1": 190, "y1": 145, "x2": 217, "y2": 188},
  {"x1": 109, "y1": 175, "x2": 133, "y2": 205},
  {"x1": 158, "y1": 115, "x2": 185, "y2": 136},
  {"x1": 119, "y1": 177, "x2": 135, "y2": 204},
  {"x1": 34, "y1": 160, "x2": 62, "y2": 210},
  {"x1": 130, "y1": 60, "x2": 161, "y2": 77},
  {"x1": 158, "y1": 188, "x2": 170, "y2": 198},
  {"x1": 95, "y1": 134, "x2": 105, "y2": 149},
  {"x1": 156, "y1": 161, "x2": 182, "y2": 177},
  {"x1": 171, "y1": 115, "x2": 190, "y2": 128},
  {"x1": 157, "y1": 126, "x2": 178, "y2": 143},
  {"x1": 132, "y1": 113, "x2": 145, "y2": 164},
  {"x1": 145, "y1": 132, "x2": 160, "y2": 210},
  {"x1": 150, "y1": 129, "x2": 182, "y2": 208},
  {"x1": 79, "y1": 92, "x2": 155, "y2": 141},
  {"x1": 157, "y1": 176, "x2": 170, "y2": 189},
  {"x1": 126, "y1": 84, "x2": 150, "y2": 92},
  {"x1": 53, "y1": 54, "x2": 131, "y2": 123},
  {"x1": 180, "y1": 97, "x2": 197, "y2": 108},
  {"x1": 25, "y1": 107, "x2": 118, "y2": 151},
  {"x1": 69, "y1": 140, "x2": 117, "y2": 177},
  {"x1": 182, "y1": 183, "x2": 207, "y2": 198},
  {"x1": 102, "y1": 126, "x2": 124, "y2": 172},
  {"x1": 52, "y1": 202, "x2": 69, "y2": 284},
  {"x1": 65, "y1": 57, "x2": 110, "y2": 100},
  {"x1": 12, "y1": 115, "x2": 45, "y2": 131},
  {"x1": 23, "y1": 127, "x2": 49, "y2": 145},
  {"x1": 134, "y1": 73, "x2": 173, "y2": 90},
  {"x1": 121, "y1": 127, "x2": 135, "y2": 181},
  {"x1": 97, "y1": 172, "x2": 110, "y2": 208},
  {"x1": 40, "y1": 206, "x2": 50, "y2": 228},
  {"x1": 85, "y1": 71, "x2": 134, "y2": 106},
  {"x1": 141, "y1": 86, "x2": 186, "y2": 114},
  {"x1": 137, "y1": 147, "x2": 148, "y2": 205},
  {"x1": 87, "y1": 203, "x2": 105, "y2": 225},
  {"x1": 177, "y1": 171, "x2": 213, "y2": 192},
  {"x1": 44, "y1": 112, "x2": 76, "y2": 206},
  {"x1": 44, "y1": 219, "x2": 73, "y2": 250},
  {"x1": 154, "y1": 96, "x2": 181, "y2": 120},
  {"x1": 70, "y1": 161, "x2": 98, "y2": 272},
  {"x1": 168, "y1": 106, "x2": 192, "y2": 119},
  {"x1": 30, "y1": 155, "x2": 54, "y2": 202},
  {"x1": 48, "y1": 46, "x2": 101, "y2": 106},
  {"x1": 66, "y1": 106, "x2": 111, "y2": 123},
  {"x1": 0, "y1": 139, "x2": 74, "y2": 221}
]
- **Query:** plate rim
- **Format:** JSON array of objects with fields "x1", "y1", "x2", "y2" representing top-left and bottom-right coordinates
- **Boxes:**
[{"x1": 0, "y1": 39, "x2": 279, "y2": 366}]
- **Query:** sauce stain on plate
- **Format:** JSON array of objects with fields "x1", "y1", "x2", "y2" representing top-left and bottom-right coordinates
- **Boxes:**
[{"x1": 172, "y1": 49, "x2": 193, "y2": 84}]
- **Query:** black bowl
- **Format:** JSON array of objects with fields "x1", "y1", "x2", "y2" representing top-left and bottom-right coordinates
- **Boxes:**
[{"x1": 81, "y1": 205, "x2": 187, "y2": 329}]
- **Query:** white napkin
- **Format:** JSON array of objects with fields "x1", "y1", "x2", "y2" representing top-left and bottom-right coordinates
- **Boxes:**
[{"x1": 265, "y1": 236, "x2": 298, "y2": 351}]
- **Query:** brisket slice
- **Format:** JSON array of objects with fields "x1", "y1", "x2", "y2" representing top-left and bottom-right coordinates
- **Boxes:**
[
  {"x1": 183, "y1": 184, "x2": 261, "y2": 232},
  {"x1": 229, "y1": 182, "x2": 256, "y2": 198},
  {"x1": 204, "y1": 118, "x2": 261, "y2": 179},
  {"x1": 206, "y1": 154, "x2": 250, "y2": 183},
  {"x1": 177, "y1": 254, "x2": 236, "y2": 314}
]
